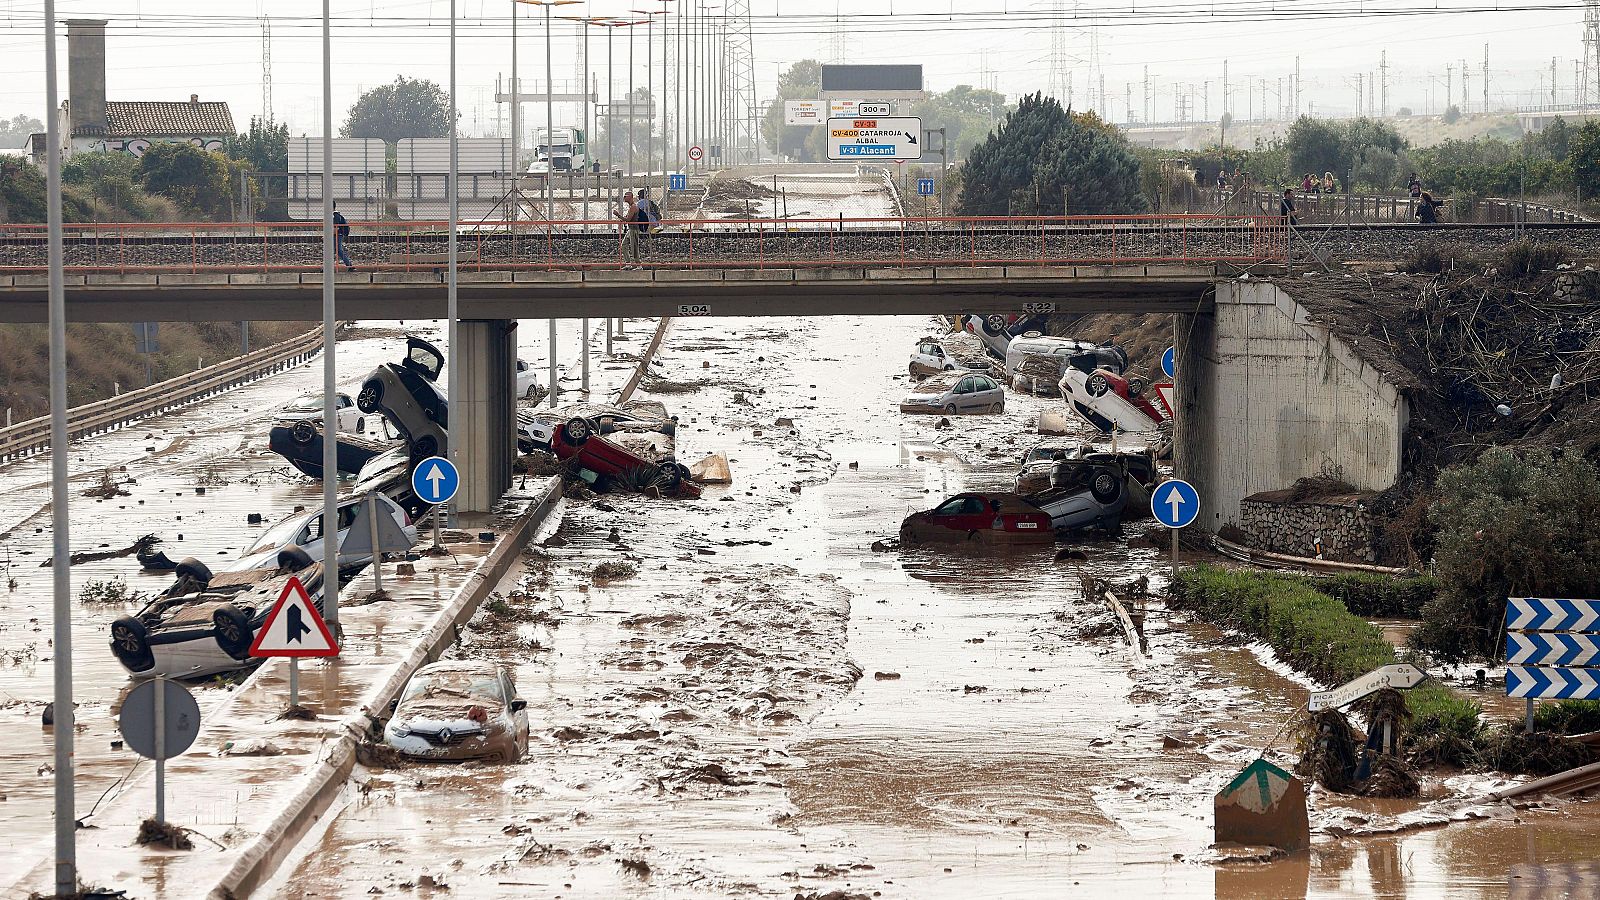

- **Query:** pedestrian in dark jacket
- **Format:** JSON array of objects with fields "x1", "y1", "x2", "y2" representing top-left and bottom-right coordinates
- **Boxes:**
[
  {"x1": 332, "y1": 202, "x2": 354, "y2": 271},
  {"x1": 1279, "y1": 188, "x2": 1298, "y2": 225},
  {"x1": 1417, "y1": 191, "x2": 1442, "y2": 224}
]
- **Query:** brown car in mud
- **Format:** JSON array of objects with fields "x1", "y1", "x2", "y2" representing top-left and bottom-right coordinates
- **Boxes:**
[{"x1": 382, "y1": 661, "x2": 530, "y2": 763}]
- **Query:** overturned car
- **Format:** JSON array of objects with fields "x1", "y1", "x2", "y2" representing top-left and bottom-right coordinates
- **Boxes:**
[
  {"x1": 357, "y1": 336, "x2": 449, "y2": 463},
  {"x1": 519, "y1": 414, "x2": 701, "y2": 498},
  {"x1": 268, "y1": 415, "x2": 398, "y2": 479},
  {"x1": 1058, "y1": 349, "x2": 1172, "y2": 436}
]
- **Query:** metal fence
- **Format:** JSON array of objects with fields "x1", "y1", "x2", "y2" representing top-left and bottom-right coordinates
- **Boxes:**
[{"x1": 0, "y1": 214, "x2": 1288, "y2": 273}]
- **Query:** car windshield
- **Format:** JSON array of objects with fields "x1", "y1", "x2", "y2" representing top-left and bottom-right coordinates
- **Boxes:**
[
  {"x1": 247, "y1": 510, "x2": 314, "y2": 553},
  {"x1": 403, "y1": 671, "x2": 504, "y2": 704},
  {"x1": 916, "y1": 343, "x2": 941, "y2": 355},
  {"x1": 910, "y1": 375, "x2": 958, "y2": 395},
  {"x1": 284, "y1": 393, "x2": 321, "y2": 411},
  {"x1": 1023, "y1": 448, "x2": 1060, "y2": 464}
]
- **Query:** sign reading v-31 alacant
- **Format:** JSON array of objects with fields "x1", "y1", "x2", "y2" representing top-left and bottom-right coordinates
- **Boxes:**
[{"x1": 827, "y1": 116, "x2": 923, "y2": 161}]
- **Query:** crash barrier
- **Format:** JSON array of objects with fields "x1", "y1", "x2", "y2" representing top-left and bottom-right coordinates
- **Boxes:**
[
  {"x1": 0, "y1": 214, "x2": 1291, "y2": 274},
  {"x1": 0, "y1": 324, "x2": 327, "y2": 462},
  {"x1": 1476, "y1": 197, "x2": 1593, "y2": 224},
  {"x1": 213, "y1": 477, "x2": 563, "y2": 899},
  {"x1": 613, "y1": 317, "x2": 674, "y2": 406}
]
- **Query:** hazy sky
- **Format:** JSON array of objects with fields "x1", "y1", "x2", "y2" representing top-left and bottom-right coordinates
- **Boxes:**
[{"x1": 0, "y1": 0, "x2": 1591, "y2": 138}]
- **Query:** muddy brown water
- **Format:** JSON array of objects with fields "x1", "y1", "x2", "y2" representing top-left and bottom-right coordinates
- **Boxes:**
[{"x1": 262, "y1": 312, "x2": 1600, "y2": 900}]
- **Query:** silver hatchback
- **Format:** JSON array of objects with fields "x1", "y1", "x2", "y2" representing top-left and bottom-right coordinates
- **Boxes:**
[{"x1": 900, "y1": 371, "x2": 1006, "y2": 415}]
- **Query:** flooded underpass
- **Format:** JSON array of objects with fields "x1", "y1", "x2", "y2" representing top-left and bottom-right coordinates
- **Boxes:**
[{"x1": 263, "y1": 311, "x2": 1600, "y2": 899}]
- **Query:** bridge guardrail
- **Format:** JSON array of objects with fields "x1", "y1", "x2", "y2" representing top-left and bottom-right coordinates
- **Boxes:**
[
  {"x1": 0, "y1": 214, "x2": 1290, "y2": 274},
  {"x1": 0, "y1": 325, "x2": 327, "y2": 462}
]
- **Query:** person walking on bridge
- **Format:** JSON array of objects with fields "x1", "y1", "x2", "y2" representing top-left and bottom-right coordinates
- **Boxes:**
[
  {"x1": 332, "y1": 202, "x2": 355, "y2": 271},
  {"x1": 617, "y1": 190, "x2": 640, "y2": 266},
  {"x1": 1279, "y1": 188, "x2": 1299, "y2": 226}
]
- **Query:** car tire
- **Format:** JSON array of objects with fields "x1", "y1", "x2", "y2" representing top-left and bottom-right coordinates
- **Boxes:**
[
  {"x1": 356, "y1": 380, "x2": 383, "y2": 413},
  {"x1": 987, "y1": 402, "x2": 1003, "y2": 414},
  {"x1": 656, "y1": 462, "x2": 683, "y2": 491},
  {"x1": 982, "y1": 314, "x2": 1008, "y2": 335},
  {"x1": 1127, "y1": 375, "x2": 1150, "y2": 397},
  {"x1": 110, "y1": 615, "x2": 155, "y2": 672},
  {"x1": 563, "y1": 418, "x2": 592, "y2": 446},
  {"x1": 174, "y1": 557, "x2": 213, "y2": 586},
  {"x1": 291, "y1": 420, "x2": 318, "y2": 444},
  {"x1": 1086, "y1": 373, "x2": 1111, "y2": 397},
  {"x1": 1089, "y1": 468, "x2": 1123, "y2": 505},
  {"x1": 944, "y1": 403, "x2": 958, "y2": 415},
  {"x1": 411, "y1": 435, "x2": 439, "y2": 462},
  {"x1": 212, "y1": 604, "x2": 253, "y2": 660},
  {"x1": 278, "y1": 543, "x2": 316, "y2": 572}
]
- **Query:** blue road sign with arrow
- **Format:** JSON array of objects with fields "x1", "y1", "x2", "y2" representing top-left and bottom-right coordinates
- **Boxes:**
[
  {"x1": 917, "y1": 178, "x2": 935, "y2": 196},
  {"x1": 669, "y1": 173, "x2": 687, "y2": 191},
  {"x1": 1162, "y1": 345, "x2": 1177, "y2": 379},
  {"x1": 412, "y1": 455, "x2": 461, "y2": 506},
  {"x1": 1151, "y1": 479, "x2": 1200, "y2": 529}
]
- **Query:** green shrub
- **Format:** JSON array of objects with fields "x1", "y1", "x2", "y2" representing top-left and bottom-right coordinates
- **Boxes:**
[
  {"x1": 1417, "y1": 449, "x2": 1600, "y2": 662},
  {"x1": 1534, "y1": 699, "x2": 1600, "y2": 735},
  {"x1": 1309, "y1": 572, "x2": 1439, "y2": 619},
  {"x1": 1476, "y1": 728, "x2": 1594, "y2": 775}
]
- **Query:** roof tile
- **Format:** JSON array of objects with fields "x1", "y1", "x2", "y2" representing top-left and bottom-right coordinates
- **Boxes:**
[{"x1": 103, "y1": 101, "x2": 235, "y2": 138}]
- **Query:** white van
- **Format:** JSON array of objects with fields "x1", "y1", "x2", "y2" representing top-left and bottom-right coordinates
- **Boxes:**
[{"x1": 1004, "y1": 334, "x2": 1098, "y2": 375}]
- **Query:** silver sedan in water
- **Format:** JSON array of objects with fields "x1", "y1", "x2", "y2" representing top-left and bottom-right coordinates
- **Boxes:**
[{"x1": 899, "y1": 371, "x2": 1006, "y2": 415}]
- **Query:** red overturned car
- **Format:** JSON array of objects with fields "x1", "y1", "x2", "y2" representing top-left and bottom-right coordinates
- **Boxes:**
[
  {"x1": 900, "y1": 492, "x2": 1054, "y2": 545},
  {"x1": 519, "y1": 414, "x2": 701, "y2": 498}
]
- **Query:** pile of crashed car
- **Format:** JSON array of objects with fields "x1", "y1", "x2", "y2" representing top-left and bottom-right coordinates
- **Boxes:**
[
  {"x1": 898, "y1": 314, "x2": 1172, "y2": 545},
  {"x1": 112, "y1": 335, "x2": 699, "y2": 697}
]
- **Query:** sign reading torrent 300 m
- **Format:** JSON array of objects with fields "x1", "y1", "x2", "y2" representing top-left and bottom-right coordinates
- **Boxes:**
[{"x1": 827, "y1": 116, "x2": 922, "y2": 161}]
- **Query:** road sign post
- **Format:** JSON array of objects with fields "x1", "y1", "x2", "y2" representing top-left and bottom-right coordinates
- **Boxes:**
[
  {"x1": 917, "y1": 178, "x2": 935, "y2": 196},
  {"x1": 826, "y1": 116, "x2": 923, "y2": 161},
  {"x1": 688, "y1": 145, "x2": 703, "y2": 163},
  {"x1": 412, "y1": 456, "x2": 461, "y2": 552},
  {"x1": 250, "y1": 576, "x2": 341, "y2": 710},
  {"x1": 1504, "y1": 597, "x2": 1600, "y2": 732},
  {"x1": 118, "y1": 677, "x2": 201, "y2": 829},
  {"x1": 668, "y1": 172, "x2": 688, "y2": 191},
  {"x1": 1308, "y1": 663, "x2": 1426, "y2": 712},
  {"x1": 1152, "y1": 479, "x2": 1200, "y2": 591}
]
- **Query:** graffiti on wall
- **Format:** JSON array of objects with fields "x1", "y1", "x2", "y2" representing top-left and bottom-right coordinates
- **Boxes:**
[{"x1": 78, "y1": 136, "x2": 227, "y2": 157}]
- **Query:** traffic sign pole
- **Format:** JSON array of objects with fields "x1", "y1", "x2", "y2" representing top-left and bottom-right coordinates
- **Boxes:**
[
  {"x1": 1152, "y1": 479, "x2": 1200, "y2": 592},
  {"x1": 290, "y1": 658, "x2": 300, "y2": 709},
  {"x1": 154, "y1": 674, "x2": 166, "y2": 825},
  {"x1": 368, "y1": 494, "x2": 384, "y2": 595}
]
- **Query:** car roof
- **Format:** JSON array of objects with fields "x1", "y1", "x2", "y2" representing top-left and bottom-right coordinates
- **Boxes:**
[
  {"x1": 415, "y1": 660, "x2": 505, "y2": 677},
  {"x1": 939, "y1": 492, "x2": 1042, "y2": 514}
]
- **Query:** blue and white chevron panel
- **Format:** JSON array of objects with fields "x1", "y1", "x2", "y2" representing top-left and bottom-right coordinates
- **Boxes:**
[
  {"x1": 1506, "y1": 632, "x2": 1600, "y2": 667},
  {"x1": 1506, "y1": 666, "x2": 1600, "y2": 700},
  {"x1": 1506, "y1": 598, "x2": 1600, "y2": 633}
]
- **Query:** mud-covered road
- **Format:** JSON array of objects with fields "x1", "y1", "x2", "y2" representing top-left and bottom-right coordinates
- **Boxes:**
[{"x1": 266, "y1": 309, "x2": 1600, "y2": 899}]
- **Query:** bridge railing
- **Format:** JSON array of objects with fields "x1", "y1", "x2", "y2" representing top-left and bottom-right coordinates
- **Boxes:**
[{"x1": 0, "y1": 214, "x2": 1288, "y2": 274}]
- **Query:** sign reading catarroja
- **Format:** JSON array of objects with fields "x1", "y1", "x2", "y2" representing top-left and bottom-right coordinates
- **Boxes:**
[{"x1": 826, "y1": 116, "x2": 922, "y2": 161}]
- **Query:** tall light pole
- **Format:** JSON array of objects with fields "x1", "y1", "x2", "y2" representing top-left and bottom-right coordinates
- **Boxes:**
[
  {"x1": 634, "y1": 8, "x2": 668, "y2": 189},
  {"x1": 43, "y1": 3, "x2": 75, "y2": 893},
  {"x1": 448, "y1": 0, "x2": 459, "y2": 509},
  {"x1": 524, "y1": 1, "x2": 579, "y2": 221},
  {"x1": 320, "y1": 0, "x2": 339, "y2": 630},
  {"x1": 663, "y1": 0, "x2": 674, "y2": 199},
  {"x1": 510, "y1": 0, "x2": 519, "y2": 228}
]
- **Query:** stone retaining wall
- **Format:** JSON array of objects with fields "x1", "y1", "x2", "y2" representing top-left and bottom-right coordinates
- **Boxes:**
[{"x1": 1238, "y1": 495, "x2": 1377, "y2": 562}]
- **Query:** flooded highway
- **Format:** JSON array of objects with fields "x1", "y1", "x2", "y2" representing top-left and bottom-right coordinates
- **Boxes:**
[{"x1": 259, "y1": 309, "x2": 1600, "y2": 899}]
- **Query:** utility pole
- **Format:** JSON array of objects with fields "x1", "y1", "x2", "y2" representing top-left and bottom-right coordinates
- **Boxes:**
[
  {"x1": 1483, "y1": 44, "x2": 1491, "y2": 113},
  {"x1": 1461, "y1": 59, "x2": 1470, "y2": 110},
  {"x1": 1554, "y1": 57, "x2": 1559, "y2": 107},
  {"x1": 1125, "y1": 82, "x2": 1132, "y2": 124},
  {"x1": 1379, "y1": 50, "x2": 1389, "y2": 117},
  {"x1": 260, "y1": 17, "x2": 273, "y2": 124},
  {"x1": 1294, "y1": 56, "x2": 1301, "y2": 116},
  {"x1": 1143, "y1": 65, "x2": 1150, "y2": 123},
  {"x1": 1222, "y1": 59, "x2": 1229, "y2": 119},
  {"x1": 1355, "y1": 72, "x2": 1363, "y2": 116},
  {"x1": 1446, "y1": 64, "x2": 1454, "y2": 110}
]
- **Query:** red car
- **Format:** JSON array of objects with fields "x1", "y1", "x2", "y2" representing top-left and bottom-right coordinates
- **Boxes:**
[
  {"x1": 524, "y1": 416, "x2": 700, "y2": 498},
  {"x1": 900, "y1": 492, "x2": 1054, "y2": 545}
]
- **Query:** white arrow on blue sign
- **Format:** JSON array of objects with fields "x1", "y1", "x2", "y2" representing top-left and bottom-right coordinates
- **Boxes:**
[
  {"x1": 1507, "y1": 597, "x2": 1600, "y2": 632},
  {"x1": 1151, "y1": 479, "x2": 1200, "y2": 529},
  {"x1": 411, "y1": 456, "x2": 460, "y2": 506},
  {"x1": 1507, "y1": 632, "x2": 1600, "y2": 667},
  {"x1": 917, "y1": 178, "x2": 935, "y2": 196},
  {"x1": 1507, "y1": 665, "x2": 1600, "y2": 700},
  {"x1": 1162, "y1": 346, "x2": 1177, "y2": 379}
]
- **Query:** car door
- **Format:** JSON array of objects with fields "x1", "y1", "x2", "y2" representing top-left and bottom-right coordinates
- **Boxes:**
[
  {"x1": 975, "y1": 376, "x2": 1003, "y2": 412},
  {"x1": 952, "y1": 376, "x2": 977, "y2": 412}
]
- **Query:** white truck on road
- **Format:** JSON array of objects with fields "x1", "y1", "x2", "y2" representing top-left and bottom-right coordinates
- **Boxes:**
[{"x1": 528, "y1": 126, "x2": 591, "y2": 174}]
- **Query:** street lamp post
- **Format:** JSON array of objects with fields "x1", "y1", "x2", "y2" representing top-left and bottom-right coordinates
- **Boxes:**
[{"x1": 522, "y1": 0, "x2": 577, "y2": 408}]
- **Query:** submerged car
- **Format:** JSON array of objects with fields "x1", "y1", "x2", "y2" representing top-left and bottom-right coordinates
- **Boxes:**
[
  {"x1": 900, "y1": 492, "x2": 1054, "y2": 545},
  {"x1": 520, "y1": 415, "x2": 700, "y2": 498},
  {"x1": 383, "y1": 661, "x2": 530, "y2": 763},
  {"x1": 350, "y1": 445, "x2": 432, "y2": 520},
  {"x1": 203, "y1": 492, "x2": 415, "y2": 578},
  {"x1": 357, "y1": 336, "x2": 449, "y2": 462},
  {"x1": 515, "y1": 359, "x2": 540, "y2": 399},
  {"x1": 900, "y1": 371, "x2": 1005, "y2": 415},
  {"x1": 111, "y1": 556, "x2": 326, "y2": 680},
  {"x1": 909, "y1": 339, "x2": 960, "y2": 378}
]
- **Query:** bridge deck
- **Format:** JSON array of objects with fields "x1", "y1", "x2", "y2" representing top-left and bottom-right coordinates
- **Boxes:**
[{"x1": 0, "y1": 264, "x2": 1223, "y2": 323}]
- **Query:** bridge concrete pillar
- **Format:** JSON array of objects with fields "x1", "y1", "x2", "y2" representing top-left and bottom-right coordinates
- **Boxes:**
[{"x1": 454, "y1": 319, "x2": 517, "y2": 513}]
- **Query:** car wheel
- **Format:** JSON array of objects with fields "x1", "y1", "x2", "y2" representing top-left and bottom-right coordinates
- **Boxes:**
[
  {"x1": 563, "y1": 418, "x2": 592, "y2": 446},
  {"x1": 110, "y1": 616, "x2": 154, "y2": 672},
  {"x1": 356, "y1": 380, "x2": 383, "y2": 413},
  {"x1": 411, "y1": 435, "x2": 439, "y2": 462},
  {"x1": 1086, "y1": 373, "x2": 1111, "y2": 397},
  {"x1": 656, "y1": 461, "x2": 683, "y2": 491},
  {"x1": 987, "y1": 402, "x2": 1003, "y2": 414},
  {"x1": 291, "y1": 420, "x2": 318, "y2": 445},
  {"x1": 277, "y1": 543, "x2": 315, "y2": 572},
  {"x1": 1089, "y1": 468, "x2": 1123, "y2": 504},
  {"x1": 174, "y1": 557, "x2": 213, "y2": 586},
  {"x1": 944, "y1": 403, "x2": 958, "y2": 415},
  {"x1": 1127, "y1": 375, "x2": 1150, "y2": 397},
  {"x1": 212, "y1": 604, "x2": 254, "y2": 660},
  {"x1": 983, "y1": 314, "x2": 1008, "y2": 335}
]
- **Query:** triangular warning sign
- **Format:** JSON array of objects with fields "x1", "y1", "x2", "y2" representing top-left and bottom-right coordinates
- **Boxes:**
[{"x1": 248, "y1": 576, "x2": 340, "y2": 658}]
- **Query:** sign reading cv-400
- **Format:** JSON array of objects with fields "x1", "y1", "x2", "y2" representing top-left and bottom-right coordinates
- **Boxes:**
[{"x1": 826, "y1": 116, "x2": 922, "y2": 161}]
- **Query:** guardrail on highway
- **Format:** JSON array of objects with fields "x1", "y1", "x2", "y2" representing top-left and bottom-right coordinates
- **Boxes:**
[
  {"x1": 0, "y1": 325, "x2": 327, "y2": 462},
  {"x1": 0, "y1": 214, "x2": 1290, "y2": 272}
]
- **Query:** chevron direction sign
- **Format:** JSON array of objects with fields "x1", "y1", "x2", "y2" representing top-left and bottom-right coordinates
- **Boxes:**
[{"x1": 1505, "y1": 597, "x2": 1600, "y2": 700}]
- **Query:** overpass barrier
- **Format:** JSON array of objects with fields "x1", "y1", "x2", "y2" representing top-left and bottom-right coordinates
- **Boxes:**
[{"x1": 0, "y1": 214, "x2": 1288, "y2": 274}]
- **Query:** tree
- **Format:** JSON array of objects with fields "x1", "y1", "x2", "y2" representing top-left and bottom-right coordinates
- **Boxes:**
[
  {"x1": 136, "y1": 143, "x2": 239, "y2": 220},
  {"x1": 908, "y1": 85, "x2": 1011, "y2": 161},
  {"x1": 1443, "y1": 105, "x2": 1462, "y2": 125},
  {"x1": 957, "y1": 93, "x2": 1145, "y2": 216},
  {"x1": 761, "y1": 59, "x2": 823, "y2": 161},
  {"x1": 226, "y1": 117, "x2": 290, "y2": 220},
  {"x1": 1414, "y1": 449, "x2": 1600, "y2": 662},
  {"x1": 1569, "y1": 121, "x2": 1600, "y2": 199},
  {"x1": 1283, "y1": 115, "x2": 1407, "y2": 191},
  {"x1": 0, "y1": 113, "x2": 44, "y2": 149},
  {"x1": 593, "y1": 88, "x2": 660, "y2": 170},
  {"x1": 342, "y1": 76, "x2": 453, "y2": 145}
]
